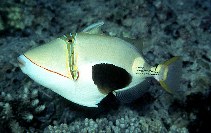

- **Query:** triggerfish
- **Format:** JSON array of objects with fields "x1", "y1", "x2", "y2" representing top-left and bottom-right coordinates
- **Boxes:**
[{"x1": 17, "y1": 22, "x2": 182, "y2": 107}]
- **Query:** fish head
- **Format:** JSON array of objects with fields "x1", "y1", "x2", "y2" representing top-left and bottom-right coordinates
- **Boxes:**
[{"x1": 17, "y1": 34, "x2": 79, "y2": 84}]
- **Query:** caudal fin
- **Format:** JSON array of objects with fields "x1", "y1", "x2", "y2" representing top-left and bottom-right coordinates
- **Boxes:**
[{"x1": 155, "y1": 56, "x2": 182, "y2": 93}]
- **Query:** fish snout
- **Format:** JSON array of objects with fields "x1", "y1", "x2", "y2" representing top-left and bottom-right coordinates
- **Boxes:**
[{"x1": 17, "y1": 55, "x2": 26, "y2": 68}]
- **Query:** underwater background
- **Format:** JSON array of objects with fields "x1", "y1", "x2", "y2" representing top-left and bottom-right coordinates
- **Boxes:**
[{"x1": 0, "y1": 0, "x2": 211, "y2": 132}]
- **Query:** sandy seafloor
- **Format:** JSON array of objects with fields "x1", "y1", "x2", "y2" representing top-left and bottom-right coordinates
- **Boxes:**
[{"x1": 0, "y1": 0, "x2": 211, "y2": 133}]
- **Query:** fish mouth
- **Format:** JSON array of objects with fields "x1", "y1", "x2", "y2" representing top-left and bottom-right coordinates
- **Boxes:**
[{"x1": 17, "y1": 56, "x2": 26, "y2": 67}]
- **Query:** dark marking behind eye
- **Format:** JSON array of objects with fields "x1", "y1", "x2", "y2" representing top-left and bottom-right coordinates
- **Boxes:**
[{"x1": 92, "y1": 63, "x2": 132, "y2": 94}]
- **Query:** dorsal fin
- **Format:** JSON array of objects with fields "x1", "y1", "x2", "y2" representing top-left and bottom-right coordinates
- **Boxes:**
[
  {"x1": 82, "y1": 22, "x2": 151, "y2": 52},
  {"x1": 121, "y1": 37, "x2": 144, "y2": 53},
  {"x1": 121, "y1": 37, "x2": 152, "y2": 53},
  {"x1": 82, "y1": 21, "x2": 104, "y2": 34}
]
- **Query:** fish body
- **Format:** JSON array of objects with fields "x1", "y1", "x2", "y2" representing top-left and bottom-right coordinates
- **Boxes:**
[{"x1": 18, "y1": 22, "x2": 182, "y2": 107}]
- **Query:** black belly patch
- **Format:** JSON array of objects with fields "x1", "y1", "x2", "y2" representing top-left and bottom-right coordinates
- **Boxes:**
[{"x1": 92, "y1": 63, "x2": 132, "y2": 94}]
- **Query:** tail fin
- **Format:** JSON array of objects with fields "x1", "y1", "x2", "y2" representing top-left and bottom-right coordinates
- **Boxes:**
[{"x1": 155, "y1": 56, "x2": 182, "y2": 93}]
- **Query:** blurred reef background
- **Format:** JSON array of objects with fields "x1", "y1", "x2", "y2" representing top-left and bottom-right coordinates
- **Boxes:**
[{"x1": 0, "y1": 0, "x2": 211, "y2": 132}]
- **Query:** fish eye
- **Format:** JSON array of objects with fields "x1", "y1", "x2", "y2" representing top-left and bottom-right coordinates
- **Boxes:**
[{"x1": 67, "y1": 38, "x2": 73, "y2": 43}]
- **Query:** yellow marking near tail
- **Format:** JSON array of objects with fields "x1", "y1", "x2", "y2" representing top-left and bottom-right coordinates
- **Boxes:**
[
  {"x1": 158, "y1": 56, "x2": 181, "y2": 93},
  {"x1": 159, "y1": 80, "x2": 172, "y2": 93}
]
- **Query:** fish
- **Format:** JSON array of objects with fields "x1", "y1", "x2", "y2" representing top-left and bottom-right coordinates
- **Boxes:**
[{"x1": 17, "y1": 22, "x2": 182, "y2": 107}]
